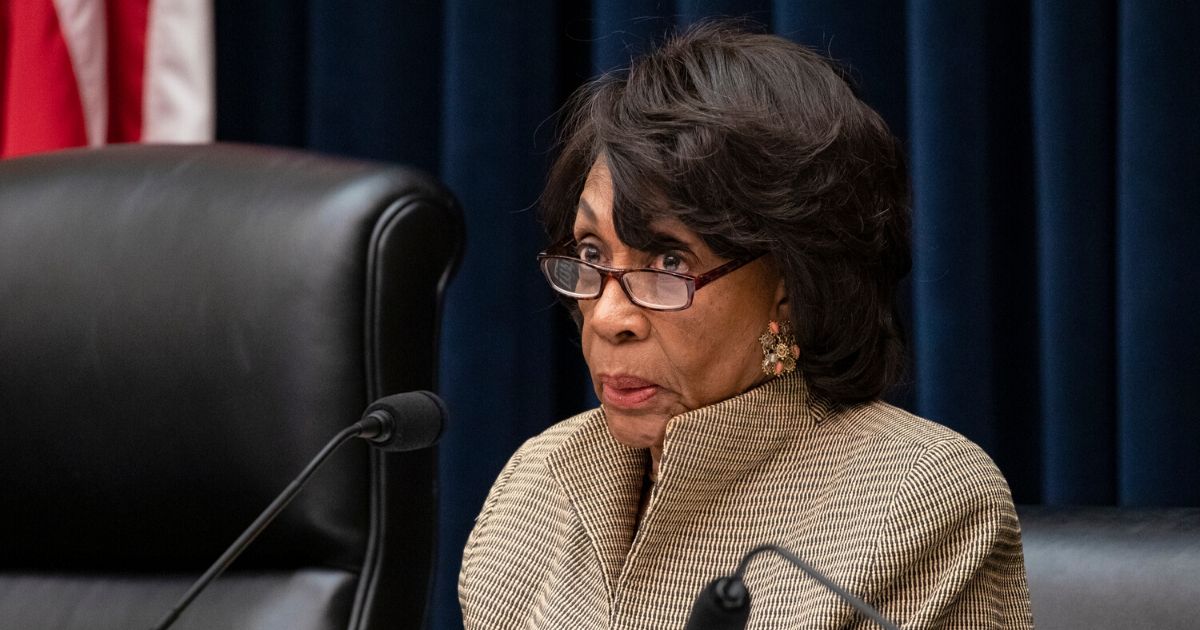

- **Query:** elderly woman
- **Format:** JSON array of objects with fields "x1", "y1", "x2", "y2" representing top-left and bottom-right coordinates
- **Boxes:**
[{"x1": 459, "y1": 22, "x2": 1032, "y2": 629}]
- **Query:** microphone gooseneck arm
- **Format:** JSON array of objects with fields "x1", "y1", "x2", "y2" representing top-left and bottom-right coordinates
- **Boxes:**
[
  {"x1": 151, "y1": 419, "x2": 381, "y2": 630},
  {"x1": 734, "y1": 544, "x2": 900, "y2": 630}
]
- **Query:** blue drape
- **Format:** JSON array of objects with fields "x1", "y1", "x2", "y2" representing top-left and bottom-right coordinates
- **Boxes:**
[
  {"x1": 214, "y1": 2, "x2": 1200, "y2": 627},
  {"x1": 1032, "y1": 0, "x2": 1117, "y2": 505}
]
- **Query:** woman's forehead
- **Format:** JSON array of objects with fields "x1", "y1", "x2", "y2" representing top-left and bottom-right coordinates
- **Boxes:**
[
  {"x1": 574, "y1": 201, "x2": 705, "y2": 256},
  {"x1": 575, "y1": 156, "x2": 709, "y2": 253}
]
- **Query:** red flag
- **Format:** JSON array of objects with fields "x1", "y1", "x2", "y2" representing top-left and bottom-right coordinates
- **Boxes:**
[{"x1": 0, "y1": 0, "x2": 213, "y2": 158}]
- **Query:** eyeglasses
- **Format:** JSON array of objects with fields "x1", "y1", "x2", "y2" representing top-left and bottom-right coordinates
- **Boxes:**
[{"x1": 536, "y1": 242, "x2": 763, "y2": 311}]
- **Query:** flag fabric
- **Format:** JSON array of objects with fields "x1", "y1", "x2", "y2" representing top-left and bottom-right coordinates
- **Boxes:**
[{"x1": 0, "y1": 0, "x2": 213, "y2": 158}]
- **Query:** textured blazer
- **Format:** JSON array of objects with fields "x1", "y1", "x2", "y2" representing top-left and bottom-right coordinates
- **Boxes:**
[{"x1": 459, "y1": 374, "x2": 1033, "y2": 629}]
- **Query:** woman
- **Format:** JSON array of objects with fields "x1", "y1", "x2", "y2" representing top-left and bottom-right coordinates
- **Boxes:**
[{"x1": 460, "y1": 21, "x2": 1032, "y2": 629}]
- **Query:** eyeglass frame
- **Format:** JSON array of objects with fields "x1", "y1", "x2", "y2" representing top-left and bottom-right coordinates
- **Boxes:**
[{"x1": 536, "y1": 240, "x2": 765, "y2": 312}]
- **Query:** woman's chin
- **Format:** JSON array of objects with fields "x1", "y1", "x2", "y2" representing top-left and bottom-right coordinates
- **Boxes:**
[{"x1": 604, "y1": 410, "x2": 668, "y2": 450}]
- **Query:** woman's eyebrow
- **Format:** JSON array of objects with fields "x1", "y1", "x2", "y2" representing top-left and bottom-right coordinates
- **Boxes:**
[
  {"x1": 642, "y1": 230, "x2": 695, "y2": 253},
  {"x1": 575, "y1": 199, "x2": 597, "y2": 223}
]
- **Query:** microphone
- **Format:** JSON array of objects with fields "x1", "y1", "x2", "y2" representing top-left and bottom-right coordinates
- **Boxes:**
[
  {"x1": 358, "y1": 390, "x2": 446, "y2": 451},
  {"x1": 152, "y1": 391, "x2": 447, "y2": 630},
  {"x1": 683, "y1": 544, "x2": 900, "y2": 630},
  {"x1": 683, "y1": 577, "x2": 751, "y2": 630}
]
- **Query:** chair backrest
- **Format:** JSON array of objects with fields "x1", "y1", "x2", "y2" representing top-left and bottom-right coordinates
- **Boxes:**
[
  {"x1": 0, "y1": 144, "x2": 462, "y2": 630},
  {"x1": 1018, "y1": 506, "x2": 1200, "y2": 630}
]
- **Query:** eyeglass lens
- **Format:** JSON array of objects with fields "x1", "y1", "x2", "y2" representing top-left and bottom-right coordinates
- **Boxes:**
[
  {"x1": 623, "y1": 269, "x2": 689, "y2": 309},
  {"x1": 545, "y1": 257, "x2": 597, "y2": 297},
  {"x1": 540, "y1": 258, "x2": 691, "y2": 310}
]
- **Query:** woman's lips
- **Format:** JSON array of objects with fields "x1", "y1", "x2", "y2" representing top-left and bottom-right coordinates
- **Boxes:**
[{"x1": 599, "y1": 375, "x2": 660, "y2": 409}]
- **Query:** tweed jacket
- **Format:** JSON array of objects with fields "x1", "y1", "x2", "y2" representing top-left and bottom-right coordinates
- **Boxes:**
[{"x1": 459, "y1": 374, "x2": 1033, "y2": 629}]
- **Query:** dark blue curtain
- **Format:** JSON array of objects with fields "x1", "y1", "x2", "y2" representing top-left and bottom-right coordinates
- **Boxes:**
[{"x1": 214, "y1": 2, "x2": 1200, "y2": 627}]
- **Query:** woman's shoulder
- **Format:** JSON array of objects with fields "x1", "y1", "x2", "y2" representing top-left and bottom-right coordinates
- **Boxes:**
[
  {"x1": 834, "y1": 401, "x2": 996, "y2": 465},
  {"x1": 817, "y1": 405, "x2": 1031, "y2": 627},
  {"x1": 507, "y1": 407, "x2": 603, "y2": 463},
  {"x1": 829, "y1": 400, "x2": 1014, "y2": 504},
  {"x1": 480, "y1": 407, "x2": 605, "y2": 496},
  {"x1": 834, "y1": 399, "x2": 972, "y2": 446},
  {"x1": 462, "y1": 408, "x2": 600, "y2": 550}
]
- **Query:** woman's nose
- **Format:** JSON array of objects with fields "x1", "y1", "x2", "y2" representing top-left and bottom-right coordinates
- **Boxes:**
[{"x1": 586, "y1": 275, "x2": 649, "y2": 342}]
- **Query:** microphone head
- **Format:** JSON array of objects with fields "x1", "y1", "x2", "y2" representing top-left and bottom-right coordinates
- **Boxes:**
[
  {"x1": 683, "y1": 577, "x2": 751, "y2": 630},
  {"x1": 362, "y1": 391, "x2": 446, "y2": 452}
]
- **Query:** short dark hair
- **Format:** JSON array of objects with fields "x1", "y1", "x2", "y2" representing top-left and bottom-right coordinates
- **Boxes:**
[{"x1": 541, "y1": 20, "x2": 911, "y2": 404}]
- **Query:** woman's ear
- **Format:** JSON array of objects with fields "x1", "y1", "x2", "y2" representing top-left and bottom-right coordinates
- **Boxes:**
[{"x1": 773, "y1": 275, "x2": 790, "y2": 323}]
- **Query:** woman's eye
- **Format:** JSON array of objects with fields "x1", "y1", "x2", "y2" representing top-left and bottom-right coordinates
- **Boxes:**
[
  {"x1": 656, "y1": 253, "x2": 688, "y2": 273},
  {"x1": 576, "y1": 244, "x2": 602, "y2": 264}
]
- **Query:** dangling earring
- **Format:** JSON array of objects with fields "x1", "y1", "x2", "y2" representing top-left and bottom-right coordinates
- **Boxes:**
[{"x1": 759, "y1": 320, "x2": 800, "y2": 377}]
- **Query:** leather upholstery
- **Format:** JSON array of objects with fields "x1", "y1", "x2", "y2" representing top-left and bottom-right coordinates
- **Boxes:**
[
  {"x1": 0, "y1": 144, "x2": 462, "y2": 629},
  {"x1": 1018, "y1": 506, "x2": 1200, "y2": 630},
  {"x1": 0, "y1": 572, "x2": 357, "y2": 630}
]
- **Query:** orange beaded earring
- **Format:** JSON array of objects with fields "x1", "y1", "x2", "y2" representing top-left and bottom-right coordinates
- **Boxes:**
[{"x1": 759, "y1": 320, "x2": 800, "y2": 376}]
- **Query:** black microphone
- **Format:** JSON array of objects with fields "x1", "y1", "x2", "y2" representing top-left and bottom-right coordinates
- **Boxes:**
[
  {"x1": 151, "y1": 391, "x2": 447, "y2": 630},
  {"x1": 683, "y1": 544, "x2": 900, "y2": 630},
  {"x1": 358, "y1": 390, "x2": 446, "y2": 451},
  {"x1": 683, "y1": 577, "x2": 751, "y2": 630}
]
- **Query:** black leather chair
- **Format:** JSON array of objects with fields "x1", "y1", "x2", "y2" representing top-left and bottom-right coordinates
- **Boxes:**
[
  {"x1": 0, "y1": 144, "x2": 462, "y2": 630},
  {"x1": 1019, "y1": 507, "x2": 1200, "y2": 629}
]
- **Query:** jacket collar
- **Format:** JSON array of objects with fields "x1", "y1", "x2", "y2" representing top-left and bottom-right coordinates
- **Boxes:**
[{"x1": 544, "y1": 373, "x2": 831, "y2": 596}]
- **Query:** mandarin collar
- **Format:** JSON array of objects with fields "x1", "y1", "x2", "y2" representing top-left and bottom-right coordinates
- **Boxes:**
[
  {"x1": 643, "y1": 372, "x2": 832, "y2": 550},
  {"x1": 544, "y1": 373, "x2": 832, "y2": 595}
]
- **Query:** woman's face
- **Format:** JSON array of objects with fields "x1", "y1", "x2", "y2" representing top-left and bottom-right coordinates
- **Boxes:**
[{"x1": 574, "y1": 160, "x2": 788, "y2": 451}]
